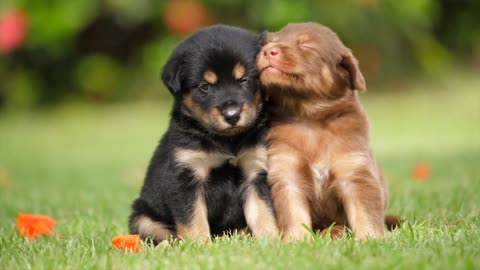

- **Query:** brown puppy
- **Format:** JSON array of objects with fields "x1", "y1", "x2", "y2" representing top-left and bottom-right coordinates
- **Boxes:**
[{"x1": 257, "y1": 22, "x2": 390, "y2": 241}]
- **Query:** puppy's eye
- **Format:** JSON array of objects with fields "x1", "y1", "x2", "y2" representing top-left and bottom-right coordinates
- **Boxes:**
[
  {"x1": 199, "y1": 83, "x2": 212, "y2": 92},
  {"x1": 239, "y1": 78, "x2": 249, "y2": 85},
  {"x1": 299, "y1": 43, "x2": 314, "y2": 50}
]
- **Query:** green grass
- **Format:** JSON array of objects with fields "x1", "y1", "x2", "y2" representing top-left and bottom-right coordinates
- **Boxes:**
[{"x1": 1, "y1": 72, "x2": 479, "y2": 269}]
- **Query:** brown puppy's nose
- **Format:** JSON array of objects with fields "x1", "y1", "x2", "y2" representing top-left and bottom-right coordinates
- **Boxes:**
[{"x1": 264, "y1": 47, "x2": 280, "y2": 57}]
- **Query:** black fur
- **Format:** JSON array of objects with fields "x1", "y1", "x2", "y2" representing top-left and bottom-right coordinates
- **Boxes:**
[{"x1": 129, "y1": 25, "x2": 273, "y2": 242}]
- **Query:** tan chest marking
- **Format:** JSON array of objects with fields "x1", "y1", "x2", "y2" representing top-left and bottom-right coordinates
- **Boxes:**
[
  {"x1": 174, "y1": 149, "x2": 231, "y2": 182},
  {"x1": 237, "y1": 146, "x2": 267, "y2": 182},
  {"x1": 174, "y1": 147, "x2": 267, "y2": 184}
]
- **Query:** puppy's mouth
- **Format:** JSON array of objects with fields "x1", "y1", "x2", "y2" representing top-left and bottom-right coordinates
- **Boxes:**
[
  {"x1": 208, "y1": 109, "x2": 258, "y2": 136},
  {"x1": 215, "y1": 125, "x2": 249, "y2": 136},
  {"x1": 259, "y1": 65, "x2": 302, "y2": 81}
]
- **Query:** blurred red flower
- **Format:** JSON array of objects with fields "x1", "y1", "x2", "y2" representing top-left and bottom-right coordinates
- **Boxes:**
[
  {"x1": 163, "y1": 0, "x2": 207, "y2": 36},
  {"x1": 0, "y1": 9, "x2": 28, "y2": 53},
  {"x1": 412, "y1": 162, "x2": 431, "y2": 181},
  {"x1": 112, "y1": 234, "x2": 143, "y2": 253},
  {"x1": 17, "y1": 213, "x2": 57, "y2": 239}
]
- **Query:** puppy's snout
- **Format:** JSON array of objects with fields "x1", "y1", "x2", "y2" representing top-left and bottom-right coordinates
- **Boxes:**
[
  {"x1": 264, "y1": 47, "x2": 280, "y2": 57},
  {"x1": 220, "y1": 103, "x2": 242, "y2": 125}
]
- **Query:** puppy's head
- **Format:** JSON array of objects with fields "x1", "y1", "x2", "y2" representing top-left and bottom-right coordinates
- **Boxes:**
[
  {"x1": 257, "y1": 22, "x2": 366, "y2": 100},
  {"x1": 162, "y1": 25, "x2": 263, "y2": 136}
]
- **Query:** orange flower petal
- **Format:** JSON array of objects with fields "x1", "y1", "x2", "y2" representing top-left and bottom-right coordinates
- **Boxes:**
[
  {"x1": 32, "y1": 221, "x2": 53, "y2": 235},
  {"x1": 112, "y1": 234, "x2": 143, "y2": 253},
  {"x1": 16, "y1": 213, "x2": 57, "y2": 239},
  {"x1": 34, "y1": 215, "x2": 57, "y2": 228},
  {"x1": 412, "y1": 162, "x2": 431, "y2": 181}
]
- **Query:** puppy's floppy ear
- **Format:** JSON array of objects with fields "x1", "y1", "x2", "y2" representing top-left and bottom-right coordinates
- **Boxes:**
[
  {"x1": 161, "y1": 53, "x2": 184, "y2": 95},
  {"x1": 339, "y1": 51, "x2": 366, "y2": 92}
]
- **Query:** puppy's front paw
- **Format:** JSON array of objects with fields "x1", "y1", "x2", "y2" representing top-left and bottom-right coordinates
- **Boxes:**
[
  {"x1": 176, "y1": 223, "x2": 211, "y2": 244},
  {"x1": 253, "y1": 225, "x2": 279, "y2": 240},
  {"x1": 354, "y1": 228, "x2": 386, "y2": 240},
  {"x1": 282, "y1": 226, "x2": 312, "y2": 242},
  {"x1": 319, "y1": 225, "x2": 346, "y2": 239}
]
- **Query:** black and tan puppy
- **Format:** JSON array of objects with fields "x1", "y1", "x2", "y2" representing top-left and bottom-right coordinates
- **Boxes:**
[{"x1": 129, "y1": 25, "x2": 278, "y2": 243}]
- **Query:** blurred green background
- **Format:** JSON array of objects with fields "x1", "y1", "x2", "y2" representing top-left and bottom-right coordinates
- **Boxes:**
[{"x1": 0, "y1": 0, "x2": 479, "y2": 109}]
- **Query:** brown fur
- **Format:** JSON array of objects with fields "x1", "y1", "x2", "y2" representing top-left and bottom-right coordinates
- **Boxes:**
[
  {"x1": 319, "y1": 225, "x2": 346, "y2": 239},
  {"x1": 258, "y1": 22, "x2": 393, "y2": 241}
]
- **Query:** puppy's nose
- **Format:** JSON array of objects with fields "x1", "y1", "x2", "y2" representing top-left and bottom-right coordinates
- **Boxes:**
[
  {"x1": 221, "y1": 103, "x2": 242, "y2": 125},
  {"x1": 264, "y1": 47, "x2": 280, "y2": 57}
]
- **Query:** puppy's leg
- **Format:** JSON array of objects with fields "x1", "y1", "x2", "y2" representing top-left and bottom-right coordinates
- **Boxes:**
[
  {"x1": 130, "y1": 214, "x2": 175, "y2": 244},
  {"x1": 269, "y1": 152, "x2": 312, "y2": 242},
  {"x1": 129, "y1": 199, "x2": 175, "y2": 244},
  {"x1": 337, "y1": 170, "x2": 386, "y2": 240},
  {"x1": 243, "y1": 174, "x2": 278, "y2": 239},
  {"x1": 175, "y1": 189, "x2": 210, "y2": 241}
]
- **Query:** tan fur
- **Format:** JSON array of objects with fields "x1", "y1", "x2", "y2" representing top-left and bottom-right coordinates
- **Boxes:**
[
  {"x1": 238, "y1": 145, "x2": 279, "y2": 238},
  {"x1": 258, "y1": 22, "x2": 388, "y2": 240},
  {"x1": 203, "y1": 69, "x2": 218, "y2": 84},
  {"x1": 244, "y1": 186, "x2": 278, "y2": 238},
  {"x1": 174, "y1": 145, "x2": 278, "y2": 239},
  {"x1": 268, "y1": 149, "x2": 312, "y2": 241},
  {"x1": 233, "y1": 63, "x2": 246, "y2": 80},
  {"x1": 238, "y1": 146, "x2": 267, "y2": 181},
  {"x1": 176, "y1": 190, "x2": 210, "y2": 241},
  {"x1": 238, "y1": 146, "x2": 279, "y2": 238},
  {"x1": 183, "y1": 92, "x2": 260, "y2": 136},
  {"x1": 131, "y1": 215, "x2": 175, "y2": 242},
  {"x1": 237, "y1": 227, "x2": 250, "y2": 236},
  {"x1": 183, "y1": 93, "x2": 219, "y2": 128},
  {"x1": 174, "y1": 149, "x2": 231, "y2": 182}
]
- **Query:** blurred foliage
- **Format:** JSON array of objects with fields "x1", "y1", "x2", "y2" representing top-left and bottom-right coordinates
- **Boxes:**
[{"x1": 0, "y1": 0, "x2": 479, "y2": 109}]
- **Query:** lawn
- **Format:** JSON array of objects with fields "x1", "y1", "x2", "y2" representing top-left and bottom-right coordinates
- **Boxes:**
[{"x1": 0, "y1": 72, "x2": 479, "y2": 269}]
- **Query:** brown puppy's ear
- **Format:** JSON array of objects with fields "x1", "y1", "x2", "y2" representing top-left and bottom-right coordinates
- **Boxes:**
[{"x1": 339, "y1": 51, "x2": 366, "y2": 92}]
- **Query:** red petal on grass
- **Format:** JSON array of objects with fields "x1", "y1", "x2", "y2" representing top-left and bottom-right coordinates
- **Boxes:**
[
  {"x1": 412, "y1": 162, "x2": 431, "y2": 181},
  {"x1": 0, "y1": 9, "x2": 28, "y2": 53},
  {"x1": 112, "y1": 234, "x2": 143, "y2": 253},
  {"x1": 17, "y1": 213, "x2": 57, "y2": 239}
]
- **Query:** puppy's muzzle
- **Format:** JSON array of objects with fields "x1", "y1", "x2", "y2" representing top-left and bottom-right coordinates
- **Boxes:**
[{"x1": 220, "y1": 102, "x2": 242, "y2": 125}]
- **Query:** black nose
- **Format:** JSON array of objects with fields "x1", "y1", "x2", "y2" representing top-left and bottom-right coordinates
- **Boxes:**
[{"x1": 221, "y1": 104, "x2": 242, "y2": 125}]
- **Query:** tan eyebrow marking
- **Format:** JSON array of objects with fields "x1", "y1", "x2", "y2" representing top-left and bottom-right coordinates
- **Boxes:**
[
  {"x1": 233, "y1": 63, "x2": 246, "y2": 80},
  {"x1": 203, "y1": 70, "x2": 218, "y2": 84}
]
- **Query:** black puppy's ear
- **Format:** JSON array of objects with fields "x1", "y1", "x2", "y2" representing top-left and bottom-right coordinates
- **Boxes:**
[
  {"x1": 161, "y1": 54, "x2": 184, "y2": 95},
  {"x1": 338, "y1": 51, "x2": 366, "y2": 92}
]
